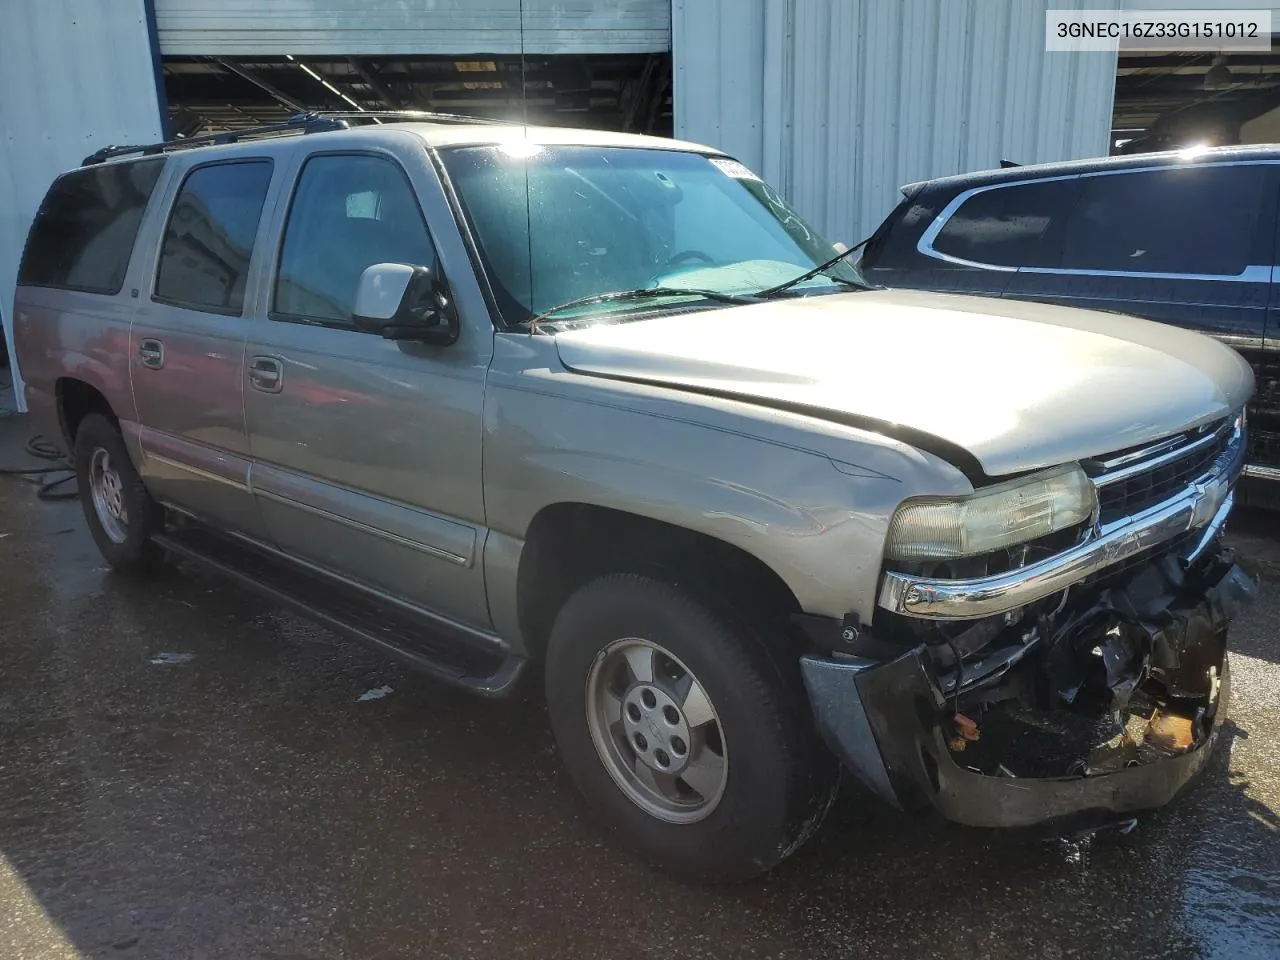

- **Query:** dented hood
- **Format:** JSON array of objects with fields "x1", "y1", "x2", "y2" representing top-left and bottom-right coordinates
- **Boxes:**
[{"x1": 553, "y1": 288, "x2": 1254, "y2": 478}]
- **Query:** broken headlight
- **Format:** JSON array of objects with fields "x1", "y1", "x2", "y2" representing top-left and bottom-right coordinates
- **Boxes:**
[{"x1": 884, "y1": 464, "x2": 1096, "y2": 563}]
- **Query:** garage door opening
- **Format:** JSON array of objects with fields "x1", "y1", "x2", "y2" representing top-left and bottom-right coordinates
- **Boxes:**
[
  {"x1": 1113, "y1": 42, "x2": 1280, "y2": 154},
  {"x1": 162, "y1": 54, "x2": 672, "y2": 136}
]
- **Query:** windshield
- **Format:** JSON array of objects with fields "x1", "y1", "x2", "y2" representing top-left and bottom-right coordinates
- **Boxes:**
[{"x1": 439, "y1": 144, "x2": 863, "y2": 326}]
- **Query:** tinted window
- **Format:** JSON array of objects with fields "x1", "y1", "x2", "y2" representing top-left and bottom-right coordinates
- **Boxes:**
[
  {"x1": 18, "y1": 159, "x2": 165, "y2": 294},
  {"x1": 860, "y1": 194, "x2": 945, "y2": 270},
  {"x1": 933, "y1": 179, "x2": 1078, "y2": 269},
  {"x1": 274, "y1": 154, "x2": 436, "y2": 325},
  {"x1": 1061, "y1": 165, "x2": 1268, "y2": 276},
  {"x1": 154, "y1": 161, "x2": 273, "y2": 314}
]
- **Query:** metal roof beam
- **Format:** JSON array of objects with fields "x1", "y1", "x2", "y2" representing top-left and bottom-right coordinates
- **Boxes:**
[
  {"x1": 210, "y1": 57, "x2": 307, "y2": 113},
  {"x1": 347, "y1": 58, "x2": 401, "y2": 108}
]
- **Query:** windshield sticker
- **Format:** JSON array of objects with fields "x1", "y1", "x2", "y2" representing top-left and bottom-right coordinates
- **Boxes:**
[{"x1": 709, "y1": 158, "x2": 761, "y2": 181}]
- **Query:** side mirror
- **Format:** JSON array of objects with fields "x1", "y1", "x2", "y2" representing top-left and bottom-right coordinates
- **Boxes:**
[{"x1": 352, "y1": 263, "x2": 459, "y2": 345}]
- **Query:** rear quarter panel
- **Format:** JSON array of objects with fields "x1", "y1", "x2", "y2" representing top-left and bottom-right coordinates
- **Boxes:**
[{"x1": 13, "y1": 285, "x2": 138, "y2": 451}]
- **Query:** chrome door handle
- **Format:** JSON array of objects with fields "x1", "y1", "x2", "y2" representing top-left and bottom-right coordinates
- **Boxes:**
[
  {"x1": 138, "y1": 339, "x2": 165, "y2": 369},
  {"x1": 248, "y1": 356, "x2": 283, "y2": 393}
]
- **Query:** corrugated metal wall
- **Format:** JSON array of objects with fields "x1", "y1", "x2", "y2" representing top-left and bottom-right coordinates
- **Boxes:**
[
  {"x1": 0, "y1": 0, "x2": 164, "y2": 412},
  {"x1": 154, "y1": 0, "x2": 671, "y2": 55},
  {"x1": 674, "y1": 0, "x2": 1121, "y2": 244}
]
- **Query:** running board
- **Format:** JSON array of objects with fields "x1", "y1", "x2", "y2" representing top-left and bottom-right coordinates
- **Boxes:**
[{"x1": 152, "y1": 525, "x2": 525, "y2": 698}]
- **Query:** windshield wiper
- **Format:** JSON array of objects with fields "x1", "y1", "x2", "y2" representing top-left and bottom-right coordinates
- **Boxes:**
[
  {"x1": 529, "y1": 286, "x2": 759, "y2": 328},
  {"x1": 753, "y1": 236, "x2": 873, "y2": 299}
]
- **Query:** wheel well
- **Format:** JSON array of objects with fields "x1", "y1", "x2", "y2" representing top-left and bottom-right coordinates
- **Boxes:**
[
  {"x1": 57, "y1": 379, "x2": 116, "y2": 447},
  {"x1": 517, "y1": 503, "x2": 802, "y2": 663}
]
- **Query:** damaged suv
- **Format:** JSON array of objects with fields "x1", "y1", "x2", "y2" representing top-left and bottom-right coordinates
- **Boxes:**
[{"x1": 11, "y1": 114, "x2": 1256, "y2": 882}]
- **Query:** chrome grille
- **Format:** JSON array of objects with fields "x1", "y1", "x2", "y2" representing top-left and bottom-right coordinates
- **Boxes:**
[{"x1": 1088, "y1": 417, "x2": 1236, "y2": 526}]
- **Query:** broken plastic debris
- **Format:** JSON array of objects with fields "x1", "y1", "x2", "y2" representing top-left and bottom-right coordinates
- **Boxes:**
[
  {"x1": 357, "y1": 685, "x2": 393, "y2": 702},
  {"x1": 150, "y1": 652, "x2": 195, "y2": 665}
]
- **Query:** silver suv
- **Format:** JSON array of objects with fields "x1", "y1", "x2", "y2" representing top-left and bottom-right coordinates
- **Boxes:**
[{"x1": 11, "y1": 113, "x2": 1257, "y2": 881}]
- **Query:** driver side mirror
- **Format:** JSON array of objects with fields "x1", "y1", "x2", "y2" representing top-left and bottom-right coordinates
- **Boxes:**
[{"x1": 352, "y1": 263, "x2": 459, "y2": 345}]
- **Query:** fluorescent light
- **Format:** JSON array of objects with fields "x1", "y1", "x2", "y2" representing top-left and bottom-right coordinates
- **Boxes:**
[{"x1": 287, "y1": 55, "x2": 381, "y2": 122}]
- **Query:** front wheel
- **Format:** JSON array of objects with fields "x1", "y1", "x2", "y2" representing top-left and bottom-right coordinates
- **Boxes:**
[{"x1": 545, "y1": 574, "x2": 836, "y2": 882}]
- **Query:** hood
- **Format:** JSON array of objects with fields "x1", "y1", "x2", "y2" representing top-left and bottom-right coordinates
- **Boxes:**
[{"x1": 552, "y1": 288, "x2": 1254, "y2": 479}]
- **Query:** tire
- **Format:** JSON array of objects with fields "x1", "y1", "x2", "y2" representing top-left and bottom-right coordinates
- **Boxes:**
[
  {"x1": 545, "y1": 573, "x2": 837, "y2": 882},
  {"x1": 73, "y1": 413, "x2": 165, "y2": 573}
]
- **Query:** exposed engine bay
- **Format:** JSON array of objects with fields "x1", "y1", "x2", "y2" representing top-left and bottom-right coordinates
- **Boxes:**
[
  {"x1": 929, "y1": 544, "x2": 1255, "y2": 780},
  {"x1": 798, "y1": 539, "x2": 1258, "y2": 829}
]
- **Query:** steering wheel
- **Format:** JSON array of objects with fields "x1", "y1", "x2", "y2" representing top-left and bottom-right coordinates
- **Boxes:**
[{"x1": 666, "y1": 249, "x2": 715, "y2": 267}]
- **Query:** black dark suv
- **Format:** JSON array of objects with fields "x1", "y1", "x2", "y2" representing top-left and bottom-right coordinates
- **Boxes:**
[{"x1": 858, "y1": 144, "x2": 1280, "y2": 497}]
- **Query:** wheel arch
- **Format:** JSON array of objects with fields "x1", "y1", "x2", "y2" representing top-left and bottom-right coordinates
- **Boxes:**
[
  {"x1": 515, "y1": 501, "x2": 804, "y2": 665},
  {"x1": 56, "y1": 377, "x2": 118, "y2": 449}
]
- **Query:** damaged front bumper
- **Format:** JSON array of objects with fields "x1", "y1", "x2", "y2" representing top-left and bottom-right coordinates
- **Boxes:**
[{"x1": 801, "y1": 545, "x2": 1257, "y2": 829}]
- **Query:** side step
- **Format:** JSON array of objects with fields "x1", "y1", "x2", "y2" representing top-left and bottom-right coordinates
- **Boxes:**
[{"x1": 153, "y1": 525, "x2": 525, "y2": 698}]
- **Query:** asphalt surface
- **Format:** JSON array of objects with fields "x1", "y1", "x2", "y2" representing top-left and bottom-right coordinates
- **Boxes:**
[{"x1": 0, "y1": 414, "x2": 1277, "y2": 960}]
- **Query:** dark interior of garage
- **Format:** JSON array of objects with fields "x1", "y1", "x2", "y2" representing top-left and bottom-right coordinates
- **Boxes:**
[
  {"x1": 162, "y1": 54, "x2": 672, "y2": 136},
  {"x1": 1114, "y1": 40, "x2": 1280, "y2": 153}
]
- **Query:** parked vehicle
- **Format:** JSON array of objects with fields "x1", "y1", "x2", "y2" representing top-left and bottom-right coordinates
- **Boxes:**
[
  {"x1": 857, "y1": 144, "x2": 1280, "y2": 501},
  {"x1": 11, "y1": 114, "x2": 1256, "y2": 881}
]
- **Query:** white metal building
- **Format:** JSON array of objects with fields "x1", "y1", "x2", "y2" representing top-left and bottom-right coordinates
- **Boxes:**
[{"x1": 3, "y1": 0, "x2": 1280, "y2": 409}]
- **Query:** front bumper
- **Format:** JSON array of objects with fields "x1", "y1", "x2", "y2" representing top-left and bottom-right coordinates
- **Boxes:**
[{"x1": 801, "y1": 547, "x2": 1256, "y2": 829}]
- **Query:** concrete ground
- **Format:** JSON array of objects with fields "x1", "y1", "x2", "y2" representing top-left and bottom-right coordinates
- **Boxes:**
[{"x1": 0, "y1": 413, "x2": 1277, "y2": 960}]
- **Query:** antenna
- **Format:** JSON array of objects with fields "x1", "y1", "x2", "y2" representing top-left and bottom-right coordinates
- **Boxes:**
[{"x1": 519, "y1": 0, "x2": 536, "y2": 322}]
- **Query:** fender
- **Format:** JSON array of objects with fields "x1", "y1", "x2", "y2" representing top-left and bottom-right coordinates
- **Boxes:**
[{"x1": 480, "y1": 337, "x2": 973, "y2": 650}]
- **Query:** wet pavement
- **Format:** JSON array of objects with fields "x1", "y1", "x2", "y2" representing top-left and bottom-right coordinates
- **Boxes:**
[{"x1": 0, "y1": 414, "x2": 1277, "y2": 960}]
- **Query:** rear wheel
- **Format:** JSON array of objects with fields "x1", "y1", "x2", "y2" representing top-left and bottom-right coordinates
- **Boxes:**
[
  {"x1": 74, "y1": 414, "x2": 164, "y2": 573},
  {"x1": 545, "y1": 574, "x2": 836, "y2": 882}
]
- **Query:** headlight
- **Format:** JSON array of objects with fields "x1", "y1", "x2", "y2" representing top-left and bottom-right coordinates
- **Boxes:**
[{"x1": 884, "y1": 464, "x2": 1096, "y2": 562}]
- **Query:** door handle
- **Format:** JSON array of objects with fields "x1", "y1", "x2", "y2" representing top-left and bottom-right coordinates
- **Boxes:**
[
  {"x1": 138, "y1": 338, "x2": 165, "y2": 370},
  {"x1": 248, "y1": 356, "x2": 284, "y2": 393}
]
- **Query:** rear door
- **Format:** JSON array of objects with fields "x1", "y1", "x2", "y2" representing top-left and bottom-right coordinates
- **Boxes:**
[{"x1": 129, "y1": 156, "x2": 277, "y2": 537}]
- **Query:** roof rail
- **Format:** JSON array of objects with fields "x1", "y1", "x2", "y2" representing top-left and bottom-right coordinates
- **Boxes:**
[
  {"x1": 80, "y1": 109, "x2": 507, "y2": 166},
  {"x1": 81, "y1": 112, "x2": 346, "y2": 166}
]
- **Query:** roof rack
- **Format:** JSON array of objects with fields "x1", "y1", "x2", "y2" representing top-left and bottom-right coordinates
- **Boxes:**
[{"x1": 81, "y1": 109, "x2": 505, "y2": 166}]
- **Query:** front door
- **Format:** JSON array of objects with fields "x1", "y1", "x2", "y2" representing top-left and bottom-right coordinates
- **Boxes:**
[
  {"x1": 130, "y1": 157, "x2": 276, "y2": 537},
  {"x1": 243, "y1": 147, "x2": 492, "y2": 630}
]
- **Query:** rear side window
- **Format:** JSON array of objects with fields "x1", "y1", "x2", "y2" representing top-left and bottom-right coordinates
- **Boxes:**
[
  {"x1": 273, "y1": 154, "x2": 436, "y2": 326},
  {"x1": 154, "y1": 160, "x2": 274, "y2": 314},
  {"x1": 932, "y1": 179, "x2": 1078, "y2": 269},
  {"x1": 17, "y1": 158, "x2": 165, "y2": 294},
  {"x1": 1060, "y1": 165, "x2": 1269, "y2": 276},
  {"x1": 859, "y1": 194, "x2": 945, "y2": 269}
]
